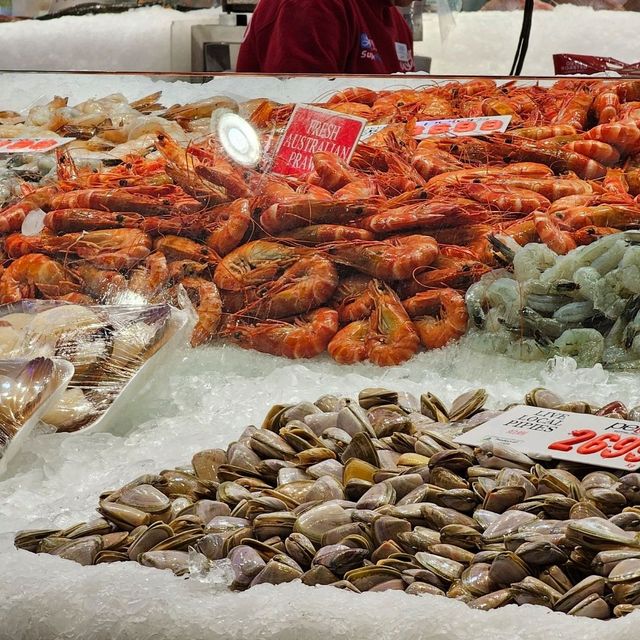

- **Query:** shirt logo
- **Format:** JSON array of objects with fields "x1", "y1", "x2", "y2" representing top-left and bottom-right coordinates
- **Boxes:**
[{"x1": 360, "y1": 32, "x2": 381, "y2": 62}]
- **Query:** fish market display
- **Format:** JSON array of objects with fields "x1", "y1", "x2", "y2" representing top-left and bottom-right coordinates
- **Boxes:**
[
  {"x1": 3, "y1": 79, "x2": 640, "y2": 363},
  {"x1": 467, "y1": 230, "x2": 640, "y2": 369},
  {"x1": 16, "y1": 385, "x2": 640, "y2": 620},
  {"x1": 0, "y1": 301, "x2": 180, "y2": 433}
]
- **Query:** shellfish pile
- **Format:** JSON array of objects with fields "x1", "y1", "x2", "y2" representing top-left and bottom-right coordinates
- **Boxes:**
[
  {"x1": 16, "y1": 386, "x2": 640, "y2": 620},
  {"x1": 467, "y1": 230, "x2": 640, "y2": 369},
  {"x1": 0, "y1": 301, "x2": 178, "y2": 434}
]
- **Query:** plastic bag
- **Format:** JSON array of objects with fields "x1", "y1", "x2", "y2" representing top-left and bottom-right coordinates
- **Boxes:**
[
  {"x1": 0, "y1": 300, "x2": 188, "y2": 434},
  {"x1": 0, "y1": 357, "x2": 73, "y2": 473}
]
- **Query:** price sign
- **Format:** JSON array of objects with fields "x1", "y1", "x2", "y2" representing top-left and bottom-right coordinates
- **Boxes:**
[
  {"x1": 272, "y1": 105, "x2": 366, "y2": 177},
  {"x1": 0, "y1": 138, "x2": 75, "y2": 154},
  {"x1": 415, "y1": 115, "x2": 512, "y2": 139},
  {"x1": 360, "y1": 124, "x2": 386, "y2": 140},
  {"x1": 454, "y1": 405, "x2": 640, "y2": 471}
]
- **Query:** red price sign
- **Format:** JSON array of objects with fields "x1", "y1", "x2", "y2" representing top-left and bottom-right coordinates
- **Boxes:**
[
  {"x1": 549, "y1": 430, "x2": 640, "y2": 463},
  {"x1": 272, "y1": 105, "x2": 366, "y2": 177},
  {"x1": 0, "y1": 137, "x2": 75, "y2": 154},
  {"x1": 455, "y1": 405, "x2": 640, "y2": 471},
  {"x1": 415, "y1": 115, "x2": 512, "y2": 139}
]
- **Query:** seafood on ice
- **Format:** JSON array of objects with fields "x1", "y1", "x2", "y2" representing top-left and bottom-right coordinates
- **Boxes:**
[
  {"x1": 3, "y1": 79, "x2": 640, "y2": 363},
  {"x1": 16, "y1": 385, "x2": 640, "y2": 620},
  {"x1": 467, "y1": 230, "x2": 640, "y2": 369},
  {"x1": 0, "y1": 301, "x2": 180, "y2": 433}
]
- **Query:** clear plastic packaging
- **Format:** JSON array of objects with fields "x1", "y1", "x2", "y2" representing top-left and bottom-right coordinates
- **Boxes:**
[
  {"x1": 0, "y1": 356, "x2": 74, "y2": 474},
  {"x1": 0, "y1": 300, "x2": 189, "y2": 434}
]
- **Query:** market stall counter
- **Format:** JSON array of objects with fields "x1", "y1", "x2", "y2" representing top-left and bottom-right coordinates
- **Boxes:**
[{"x1": 2, "y1": 70, "x2": 640, "y2": 640}]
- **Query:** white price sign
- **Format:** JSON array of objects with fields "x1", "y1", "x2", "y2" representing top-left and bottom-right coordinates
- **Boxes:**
[
  {"x1": 360, "y1": 125, "x2": 386, "y2": 141},
  {"x1": 455, "y1": 405, "x2": 640, "y2": 472},
  {"x1": 415, "y1": 115, "x2": 512, "y2": 139}
]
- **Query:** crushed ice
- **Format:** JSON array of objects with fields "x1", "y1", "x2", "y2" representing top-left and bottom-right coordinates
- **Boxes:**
[{"x1": 2, "y1": 341, "x2": 640, "y2": 637}]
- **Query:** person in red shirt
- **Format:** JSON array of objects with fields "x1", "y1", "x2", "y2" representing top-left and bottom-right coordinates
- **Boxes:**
[{"x1": 236, "y1": 0, "x2": 415, "y2": 74}]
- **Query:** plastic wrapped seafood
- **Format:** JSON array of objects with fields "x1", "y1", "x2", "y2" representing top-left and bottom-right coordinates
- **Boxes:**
[
  {"x1": 0, "y1": 300, "x2": 188, "y2": 433},
  {"x1": 0, "y1": 356, "x2": 73, "y2": 473}
]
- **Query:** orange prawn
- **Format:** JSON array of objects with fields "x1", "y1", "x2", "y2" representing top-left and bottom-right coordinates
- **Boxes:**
[
  {"x1": 356, "y1": 199, "x2": 486, "y2": 234},
  {"x1": 234, "y1": 254, "x2": 339, "y2": 320},
  {"x1": 226, "y1": 308, "x2": 339, "y2": 359},
  {"x1": 553, "y1": 204, "x2": 640, "y2": 230},
  {"x1": 310, "y1": 152, "x2": 360, "y2": 192},
  {"x1": 0, "y1": 254, "x2": 80, "y2": 303},
  {"x1": 585, "y1": 121, "x2": 640, "y2": 156},
  {"x1": 462, "y1": 183, "x2": 550, "y2": 215},
  {"x1": 259, "y1": 196, "x2": 379, "y2": 235},
  {"x1": 492, "y1": 176, "x2": 593, "y2": 201},
  {"x1": 279, "y1": 224, "x2": 374, "y2": 245},
  {"x1": 213, "y1": 240, "x2": 300, "y2": 292},
  {"x1": 562, "y1": 140, "x2": 620, "y2": 167},
  {"x1": 128, "y1": 252, "x2": 170, "y2": 300},
  {"x1": 326, "y1": 235, "x2": 439, "y2": 281},
  {"x1": 205, "y1": 198, "x2": 252, "y2": 257},
  {"x1": 533, "y1": 212, "x2": 576, "y2": 255},
  {"x1": 366, "y1": 280, "x2": 420, "y2": 367},
  {"x1": 43, "y1": 209, "x2": 145, "y2": 233},
  {"x1": 327, "y1": 319, "x2": 368, "y2": 364},
  {"x1": 572, "y1": 225, "x2": 620, "y2": 246},
  {"x1": 179, "y1": 276, "x2": 223, "y2": 347},
  {"x1": 331, "y1": 273, "x2": 375, "y2": 323},
  {"x1": 402, "y1": 288, "x2": 468, "y2": 349},
  {"x1": 154, "y1": 236, "x2": 220, "y2": 265},
  {"x1": 0, "y1": 185, "x2": 59, "y2": 234}
]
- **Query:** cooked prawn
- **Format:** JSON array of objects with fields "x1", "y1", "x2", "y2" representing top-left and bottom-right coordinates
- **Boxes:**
[
  {"x1": 0, "y1": 254, "x2": 80, "y2": 303},
  {"x1": 214, "y1": 240, "x2": 300, "y2": 291},
  {"x1": 534, "y1": 212, "x2": 576, "y2": 255},
  {"x1": 366, "y1": 280, "x2": 420, "y2": 366},
  {"x1": 402, "y1": 289, "x2": 468, "y2": 349},
  {"x1": 179, "y1": 276, "x2": 222, "y2": 347},
  {"x1": 326, "y1": 235, "x2": 439, "y2": 281},
  {"x1": 226, "y1": 308, "x2": 339, "y2": 358},
  {"x1": 235, "y1": 254, "x2": 338, "y2": 320},
  {"x1": 327, "y1": 320, "x2": 369, "y2": 364}
]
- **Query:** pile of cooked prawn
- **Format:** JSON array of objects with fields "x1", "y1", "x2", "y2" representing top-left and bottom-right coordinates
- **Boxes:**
[{"x1": 2, "y1": 78, "x2": 640, "y2": 365}]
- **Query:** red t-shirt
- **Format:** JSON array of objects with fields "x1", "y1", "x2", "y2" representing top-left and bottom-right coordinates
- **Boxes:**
[{"x1": 236, "y1": 0, "x2": 415, "y2": 75}]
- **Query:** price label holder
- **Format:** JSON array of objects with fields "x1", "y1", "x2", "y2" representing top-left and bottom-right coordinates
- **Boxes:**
[
  {"x1": 360, "y1": 124, "x2": 386, "y2": 141},
  {"x1": 0, "y1": 138, "x2": 75, "y2": 154},
  {"x1": 415, "y1": 115, "x2": 512, "y2": 139},
  {"x1": 454, "y1": 405, "x2": 640, "y2": 471},
  {"x1": 272, "y1": 105, "x2": 366, "y2": 177}
]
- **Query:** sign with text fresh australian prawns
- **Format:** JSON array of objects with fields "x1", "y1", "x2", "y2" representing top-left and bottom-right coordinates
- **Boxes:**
[
  {"x1": 0, "y1": 138, "x2": 75, "y2": 154},
  {"x1": 455, "y1": 405, "x2": 640, "y2": 471},
  {"x1": 272, "y1": 105, "x2": 366, "y2": 177}
]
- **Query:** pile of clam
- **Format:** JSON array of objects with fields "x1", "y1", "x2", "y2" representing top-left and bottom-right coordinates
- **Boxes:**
[{"x1": 15, "y1": 387, "x2": 640, "y2": 619}]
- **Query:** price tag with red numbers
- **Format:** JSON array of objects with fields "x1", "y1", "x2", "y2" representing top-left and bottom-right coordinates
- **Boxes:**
[
  {"x1": 415, "y1": 115, "x2": 512, "y2": 139},
  {"x1": 454, "y1": 405, "x2": 640, "y2": 471},
  {"x1": 0, "y1": 138, "x2": 75, "y2": 154}
]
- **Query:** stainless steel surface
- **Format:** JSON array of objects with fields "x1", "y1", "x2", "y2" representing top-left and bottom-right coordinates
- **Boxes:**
[{"x1": 191, "y1": 23, "x2": 246, "y2": 71}]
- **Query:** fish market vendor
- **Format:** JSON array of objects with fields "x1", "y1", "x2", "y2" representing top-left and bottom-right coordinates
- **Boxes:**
[{"x1": 236, "y1": 0, "x2": 416, "y2": 74}]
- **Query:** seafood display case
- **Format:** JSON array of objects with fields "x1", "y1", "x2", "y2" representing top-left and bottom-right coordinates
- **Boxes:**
[{"x1": 4, "y1": 71, "x2": 640, "y2": 639}]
